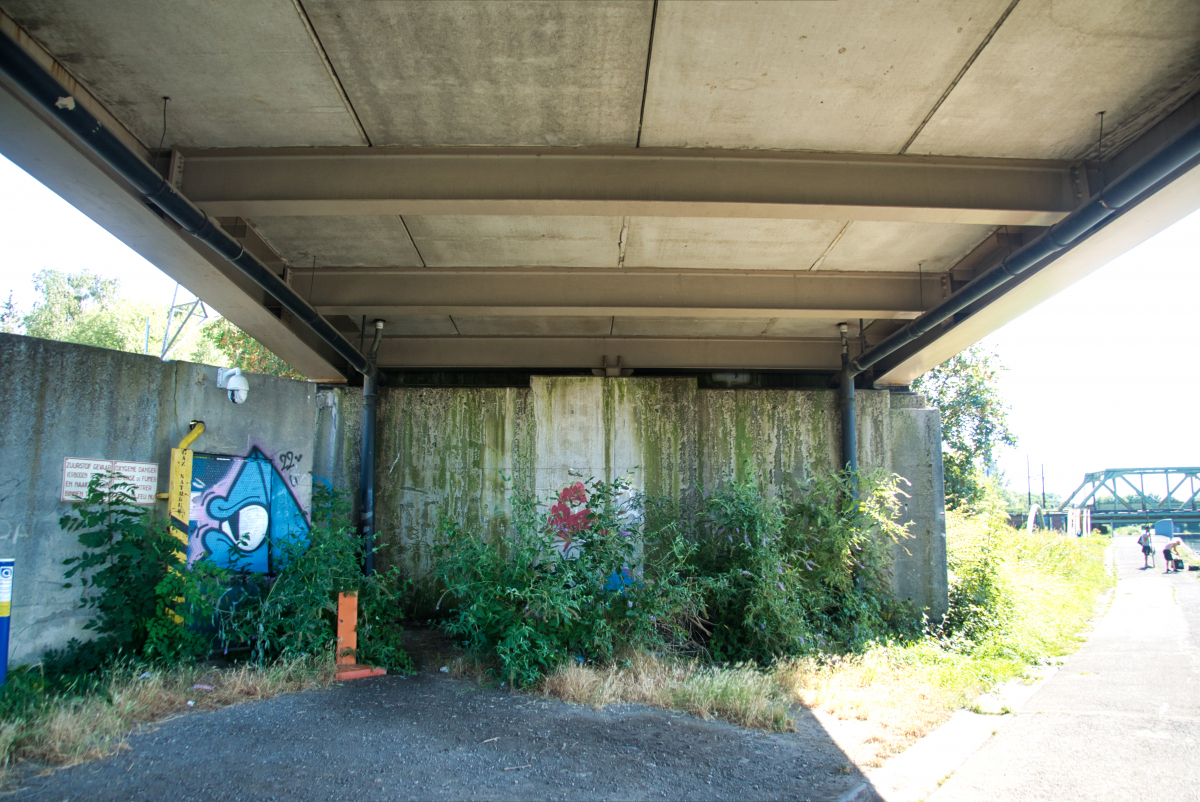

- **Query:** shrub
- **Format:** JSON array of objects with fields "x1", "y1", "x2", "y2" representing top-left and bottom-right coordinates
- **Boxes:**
[
  {"x1": 434, "y1": 478, "x2": 704, "y2": 687},
  {"x1": 50, "y1": 477, "x2": 411, "y2": 675},
  {"x1": 692, "y1": 468, "x2": 915, "y2": 662},
  {"x1": 49, "y1": 475, "x2": 225, "y2": 674},
  {"x1": 212, "y1": 486, "x2": 413, "y2": 673}
]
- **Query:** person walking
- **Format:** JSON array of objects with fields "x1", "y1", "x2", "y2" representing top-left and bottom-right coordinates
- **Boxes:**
[{"x1": 1138, "y1": 526, "x2": 1155, "y2": 569}]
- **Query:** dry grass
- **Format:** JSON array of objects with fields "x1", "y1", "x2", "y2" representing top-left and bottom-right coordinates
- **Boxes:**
[
  {"x1": 772, "y1": 645, "x2": 987, "y2": 766},
  {"x1": 540, "y1": 652, "x2": 792, "y2": 731},
  {"x1": 0, "y1": 655, "x2": 333, "y2": 784}
]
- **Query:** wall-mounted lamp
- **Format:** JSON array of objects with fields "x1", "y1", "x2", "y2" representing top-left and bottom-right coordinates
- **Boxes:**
[{"x1": 217, "y1": 367, "x2": 249, "y2": 404}]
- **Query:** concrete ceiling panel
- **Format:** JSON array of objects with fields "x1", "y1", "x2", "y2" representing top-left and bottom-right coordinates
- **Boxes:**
[
  {"x1": 612, "y1": 317, "x2": 772, "y2": 337},
  {"x1": 909, "y1": 0, "x2": 1200, "y2": 159},
  {"x1": 3, "y1": 0, "x2": 365, "y2": 148},
  {"x1": 403, "y1": 216, "x2": 623, "y2": 268},
  {"x1": 639, "y1": 0, "x2": 1013, "y2": 152},
  {"x1": 247, "y1": 216, "x2": 422, "y2": 267},
  {"x1": 451, "y1": 317, "x2": 614, "y2": 337},
  {"x1": 303, "y1": 0, "x2": 653, "y2": 146},
  {"x1": 818, "y1": 221, "x2": 994, "y2": 273},
  {"x1": 623, "y1": 217, "x2": 847, "y2": 270}
]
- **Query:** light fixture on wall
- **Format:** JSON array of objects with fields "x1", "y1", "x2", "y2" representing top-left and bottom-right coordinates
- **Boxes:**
[{"x1": 217, "y1": 367, "x2": 249, "y2": 404}]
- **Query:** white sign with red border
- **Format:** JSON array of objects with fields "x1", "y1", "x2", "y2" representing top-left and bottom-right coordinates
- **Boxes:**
[{"x1": 61, "y1": 458, "x2": 159, "y2": 505}]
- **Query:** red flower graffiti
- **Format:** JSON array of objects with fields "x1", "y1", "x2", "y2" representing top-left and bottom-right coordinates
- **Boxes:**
[{"x1": 549, "y1": 482, "x2": 591, "y2": 556}]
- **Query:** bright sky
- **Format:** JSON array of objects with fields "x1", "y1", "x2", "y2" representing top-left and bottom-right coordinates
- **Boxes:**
[
  {"x1": 2, "y1": 153, "x2": 1199, "y2": 498},
  {"x1": 0, "y1": 154, "x2": 192, "y2": 309}
]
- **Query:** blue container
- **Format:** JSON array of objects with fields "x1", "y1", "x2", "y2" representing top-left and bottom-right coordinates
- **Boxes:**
[{"x1": 0, "y1": 559, "x2": 12, "y2": 687}]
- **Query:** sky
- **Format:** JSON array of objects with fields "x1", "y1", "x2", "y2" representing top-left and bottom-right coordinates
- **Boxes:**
[
  {"x1": 0, "y1": 155, "x2": 193, "y2": 310},
  {"x1": 3, "y1": 153, "x2": 1199, "y2": 498}
]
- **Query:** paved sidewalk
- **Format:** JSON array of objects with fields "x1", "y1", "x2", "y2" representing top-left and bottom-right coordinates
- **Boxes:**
[{"x1": 928, "y1": 535, "x2": 1200, "y2": 802}]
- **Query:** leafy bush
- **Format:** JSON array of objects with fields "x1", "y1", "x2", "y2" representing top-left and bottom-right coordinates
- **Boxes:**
[
  {"x1": 434, "y1": 478, "x2": 704, "y2": 687},
  {"x1": 433, "y1": 470, "x2": 918, "y2": 684},
  {"x1": 693, "y1": 469, "x2": 915, "y2": 662},
  {"x1": 50, "y1": 477, "x2": 411, "y2": 675},
  {"x1": 49, "y1": 475, "x2": 225, "y2": 674},
  {"x1": 212, "y1": 486, "x2": 413, "y2": 673}
]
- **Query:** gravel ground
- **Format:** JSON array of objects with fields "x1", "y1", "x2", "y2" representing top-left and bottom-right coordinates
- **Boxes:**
[{"x1": 9, "y1": 669, "x2": 877, "y2": 801}]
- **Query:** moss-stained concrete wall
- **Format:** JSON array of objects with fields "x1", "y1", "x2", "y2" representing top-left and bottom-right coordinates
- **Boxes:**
[
  {"x1": 530, "y1": 377, "x2": 698, "y2": 506},
  {"x1": 373, "y1": 388, "x2": 533, "y2": 600},
  {"x1": 331, "y1": 377, "x2": 946, "y2": 618}
]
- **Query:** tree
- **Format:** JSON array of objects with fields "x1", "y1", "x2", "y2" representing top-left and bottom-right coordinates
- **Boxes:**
[
  {"x1": 200, "y1": 318, "x2": 303, "y2": 379},
  {"x1": 0, "y1": 292, "x2": 19, "y2": 334},
  {"x1": 22, "y1": 269, "x2": 120, "y2": 342},
  {"x1": 912, "y1": 345, "x2": 1017, "y2": 510},
  {"x1": 19, "y1": 269, "x2": 221, "y2": 363}
]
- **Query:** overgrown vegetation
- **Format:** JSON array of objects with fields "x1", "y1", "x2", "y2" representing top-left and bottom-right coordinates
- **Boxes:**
[
  {"x1": 777, "y1": 496, "x2": 1112, "y2": 764},
  {"x1": 0, "y1": 476, "x2": 410, "y2": 779},
  {"x1": 435, "y1": 478, "x2": 703, "y2": 687},
  {"x1": 693, "y1": 470, "x2": 913, "y2": 663},
  {"x1": 535, "y1": 485, "x2": 1112, "y2": 764},
  {"x1": 434, "y1": 469, "x2": 916, "y2": 689}
]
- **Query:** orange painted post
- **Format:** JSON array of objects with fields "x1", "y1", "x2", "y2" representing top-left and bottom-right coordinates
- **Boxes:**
[
  {"x1": 336, "y1": 591, "x2": 357, "y2": 665},
  {"x1": 334, "y1": 591, "x2": 386, "y2": 681}
]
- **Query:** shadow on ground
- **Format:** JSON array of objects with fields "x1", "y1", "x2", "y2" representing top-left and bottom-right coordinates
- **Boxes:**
[{"x1": 12, "y1": 636, "x2": 880, "y2": 801}]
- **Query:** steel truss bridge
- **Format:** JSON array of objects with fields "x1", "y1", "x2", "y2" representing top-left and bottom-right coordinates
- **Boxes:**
[{"x1": 1060, "y1": 467, "x2": 1200, "y2": 527}]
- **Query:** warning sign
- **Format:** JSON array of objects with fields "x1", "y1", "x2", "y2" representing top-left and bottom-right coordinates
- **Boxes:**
[{"x1": 61, "y1": 458, "x2": 159, "y2": 505}]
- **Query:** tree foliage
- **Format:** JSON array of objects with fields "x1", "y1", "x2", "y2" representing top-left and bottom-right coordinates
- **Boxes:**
[
  {"x1": 22, "y1": 269, "x2": 120, "y2": 342},
  {"x1": 200, "y1": 318, "x2": 303, "y2": 379},
  {"x1": 1, "y1": 292, "x2": 21, "y2": 334},
  {"x1": 912, "y1": 345, "x2": 1017, "y2": 510},
  {"x1": 15, "y1": 269, "x2": 220, "y2": 361}
]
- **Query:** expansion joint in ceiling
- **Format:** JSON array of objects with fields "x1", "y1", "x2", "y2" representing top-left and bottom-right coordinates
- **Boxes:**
[
  {"x1": 899, "y1": 0, "x2": 1021, "y2": 155},
  {"x1": 634, "y1": 0, "x2": 659, "y2": 148},
  {"x1": 289, "y1": 0, "x2": 372, "y2": 147}
]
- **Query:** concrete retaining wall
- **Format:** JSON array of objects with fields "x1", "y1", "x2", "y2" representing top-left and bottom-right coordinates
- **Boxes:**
[
  {"x1": 1, "y1": 339, "x2": 946, "y2": 665},
  {"x1": 0, "y1": 334, "x2": 317, "y2": 665},
  {"x1": 318, "y1": 376, "x2": 947, "y2": 619}
]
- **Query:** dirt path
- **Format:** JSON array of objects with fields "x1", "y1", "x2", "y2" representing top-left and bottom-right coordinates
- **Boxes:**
[{"x1": 10, "y1": 668, "x2": 877, "y2": 801}]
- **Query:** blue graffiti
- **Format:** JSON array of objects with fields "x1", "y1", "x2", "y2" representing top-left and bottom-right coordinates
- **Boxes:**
[{"x1": 190, "y1": 447, "x2": 310, "y2": 573}]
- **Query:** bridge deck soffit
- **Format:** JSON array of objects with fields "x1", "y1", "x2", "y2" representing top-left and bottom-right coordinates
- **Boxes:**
[{"x1": 1, "y1": 1, "x2": 1199, "y2": 376}]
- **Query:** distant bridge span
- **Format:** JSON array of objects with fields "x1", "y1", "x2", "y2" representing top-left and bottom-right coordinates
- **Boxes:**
[{"x1": 1060, "y1": 467, "x2": 1200, "y2": 526}]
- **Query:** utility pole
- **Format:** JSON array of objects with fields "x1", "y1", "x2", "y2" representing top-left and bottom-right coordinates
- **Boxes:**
[
  {"x1": 1041, "y1": 464, "x2": 1047, "y2": 519},
  {"x1": 1027, "y1": 455, "x2": 1032, "y2": 508}
]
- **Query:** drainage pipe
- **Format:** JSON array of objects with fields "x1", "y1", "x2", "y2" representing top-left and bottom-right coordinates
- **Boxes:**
[
  {"x1": 848, "y1": 117, "x2": 1200, "y2": 378},
  {"x1": 0, "y1": 28, "x2": 372, "y2": 377},
  {"x1": 360, "y1": 321, "x2": 384, "y2": 576},
  {"x1": 838, "y1": 325, "x2": 858, "y2": 490}
]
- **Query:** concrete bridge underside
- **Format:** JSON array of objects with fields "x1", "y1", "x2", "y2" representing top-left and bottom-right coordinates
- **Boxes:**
[{"x1": 2, "y1": 1, "x2": 1200, "y2": 383}]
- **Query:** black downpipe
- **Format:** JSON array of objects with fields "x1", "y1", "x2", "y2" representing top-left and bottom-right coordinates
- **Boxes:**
[
  {"x1": 360, "y1": 369, "x2": 378, "y2": 576},
  {"x1": 838, "y1": 325, "x2": 857, "y2": 495},
  {"x1": 0, "y1": 28, "x2": 372, "y2": 377},
  {"x1": 849, "y1": 116, "x2": 1200, "y2": 377},
  {"x1": 361, "y1": 321, "x2": 384, "y2": 576}
]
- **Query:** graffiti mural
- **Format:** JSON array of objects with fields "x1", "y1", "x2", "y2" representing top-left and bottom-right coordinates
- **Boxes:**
[{"x1": 188, "y1": 447, "x2": 310, "y2": 573}]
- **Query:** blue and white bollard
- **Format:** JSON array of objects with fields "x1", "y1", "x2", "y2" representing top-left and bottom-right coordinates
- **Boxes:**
[{"x1": 0, "y1": 559, "x2": 12, "y2": 687}]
